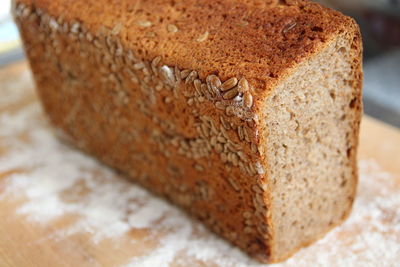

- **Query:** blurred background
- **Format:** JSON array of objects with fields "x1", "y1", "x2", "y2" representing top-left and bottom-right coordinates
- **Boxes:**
[{"x1": 1, "y1": 0, "x2": 399, "y2": 127}]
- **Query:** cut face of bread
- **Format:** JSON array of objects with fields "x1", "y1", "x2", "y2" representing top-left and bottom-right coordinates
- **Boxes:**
[
  {"x1": 13, "y1": 0, "x2": 363, "y2": 263},
  {"x1": 263, "y1": 33, "x2": 361, "y2": 260}
]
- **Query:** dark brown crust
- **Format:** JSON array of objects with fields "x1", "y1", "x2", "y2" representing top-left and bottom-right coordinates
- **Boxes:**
[
  {"x1": 18, "y1": 0, "x2": 354, "y2": 99},
  {"x1": 14, "y1": 0, "x2": 363, "y2": 263}
]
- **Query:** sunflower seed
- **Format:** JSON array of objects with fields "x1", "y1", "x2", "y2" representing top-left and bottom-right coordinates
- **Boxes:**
[
  {"x1": 255, "y1": 162, "x2": 265, "y2": 174},
  {"x1": 164, "y1": 96, "x2": 173, "y2": 103},
  {"x1": 223, "y1": 86, "x2": 239, "y2": 99},
  {"x1": 174, "y1": 66, "x2": 182, "y2": 82},
  {"x1": 137, "y1": 20, "x2": 152, "y2": 27},
  {"x1": 237, "y1": 21, "x2": 249, "y2": 27},
  {"x1": 196, "y1": 31, "x2": 209, "y2": 42},
  {"x1": 221, "y1": 152, "x2": 228, "y2": 163},
  {"x1": 151, "y1": 56, "x2": 161, "y2": 74},
  {"x1": 251, "y1": 142, "x2": 258, "y2": 153},
  {"x1": 237, "y1": 151, "x2": 249, "y2": 162},
  {"x1": 228, "y1": 178, "x2": 240, "y2": 192},
  {"x1": 217, "y1": 136, "x2": 227, "y2": 143},
  {"x1": 215, "y1": 143, "x2": 224, "y2": 153},
  {"x1": 187, "y1": 98, "x2": 194, "y2": 106},
  {"x1": 238, "y1": 78, "x2": 249, "y2": 93},
  {"x1": 210, "y1": 136, "x2": 218, "y2": 146},
  {"x1": 257, "y1": 223, "x2": 270, "y2": 237},
  {"x1": 185, "y1": 70, "x2": 198, "y2": 84},
  {"x1": 193, "y1": 79, "x2": 202, "y2": 94},
  {"x1": 215, "y1": 101, "x2": 225, "y2": 110},
  {"x1": 181, "y1": 69, "x2": 191, "y2": 79},
  {"x1": 225, "y1": 106, "x2": 235, "y2": 116},
  {"x1": 160, "y1": 65, "x2": 175, "y2": 85},
  {"x1": 133, "y1": 62, "x2": 145, "y2": 70},
  {"x1": 244, "y1": 226, "x2": 252, "y2": 234},
  {"x1": 243, "y1": 126, "x2": 251, "y2": 142},
  {"x1": 221, "y1": 77, "x2": 238, "y2": 91},
  {"x1": 194, "y1": 164, "x2": 205, "y2": 172},
  {"x1": 243, "y1": 91, "x2": 253, "y2": 108},
  {"x1": 111, "y1": 22, "x2": 123, "y2": 35},
  {"x1": 206, "y1": 75, "x2": 221, "y2": 97},
  {"x1": 230, "y1": 152, "x2": 239, "y2": 166},
  {"x1": 220, "y1": 116, "x2": 231, "y2": 130},
  {"x1": 167, "y1": 24, "x2": 178, "y2": 33}
]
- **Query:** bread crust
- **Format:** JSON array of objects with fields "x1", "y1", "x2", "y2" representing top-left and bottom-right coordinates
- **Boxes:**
[{"x1": 13, "y1": 0, "x2": 363, "y2": 263}]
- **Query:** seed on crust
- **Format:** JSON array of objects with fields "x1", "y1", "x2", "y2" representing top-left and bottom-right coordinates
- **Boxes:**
[
  {"x1": 133, "y1": 62, "x2": 145, "y2": 70},
  {"x1": 137, "y1": 20, "x2": 152, "y2": 27},
  {"x1": 215, "y1": 143, "x2": 224, "y2": 153},
  {"x1": 210, "y1": 136, "x2": 218, "y2": 146},
  {"x1": 237, "y1": 20, "x2": 249, "y2": 27},
  {"x1": 243, "y1": 211, "x2": 252, "y2": 219},
  {"x1": 145, "y1": 31, "x2": 156, "y2": 38},
  {"x1": 174, "y1": 66, "x2": 181, "y2": 81},
  {"x1": 194, "y1": 79, "x2": 202, "y2": 94},
  {"x1": 111, "y1": 22, "x2": 123, "y2": 35},
  {"x1": 255, "y1": 162, "x2": 265, "y2": 174},
  {"x1": 225, "y1": 106, "x2": 235, "y2": 117},
  {"x1": 217, "y1": 136, "x2": 227, "y2": 144},
  {"x1": 230, "y1": 152, "x2": 239, "y2": 166},
  {"x1": 251, "y1": 142, "x2": 258, "y2": 153},
  {"x1": 223, "y1": 86, "x2": 239, "y2": 100},
  {"x1": 244, "y1": 226, "x2": 253, "y2": 234},
  {"x1": 151, "y1": 56, "x2": 161, "y2": 74},
  {"x1": 243, "y1": 126, "x2": 251, "y2": 142},
  {"x1": 237, "y1": 126, "x2": 244, "y2": 141},
  {"x1": 220, "y1": 116, "x2": 231, "y2": 130},
  {"x1": 181, "y1": 69, "x2": 191, "y2": 79},
  {"x1": 167, "y1": 24, "x2": 178, "y2": 33},
  {"x1": 237, "y1": 78, "x2": 249, "y2": 93},
  {"x1": 185, "y1": 70, "x2": 198, "y2": 84},
  {"x1": 160, "y1": 65, "x2": 175, "y2": 85},
  {"x1": 206, "y1": 75, "x2": 221, "y2": 97},
  {"x1": 237, "y1": 151, "x2": 249, "y2": 162},
  {"x1": 215, "y1": 101, "x2": 225, "y2": 110},
  {"x1": 196, "y1": 31, "x2": 209, "y2": 42},
  {"x1": 164, "y1": 96, "x2": 173, "y2": 103},
  {"x1": 70, "y1": 22, "x2": 80, "y2": 34},
  {"x1": 243, "y1": 91, "x2": 254, "y2": 109},
  {"x1": 220, "y1": 152, "x2": 228, "y2": 163},
  {"x1": 194, "y1": 164, "x2": 205, "y2": 172},
  {"x1": 228, "y1": 178, "x2": 240, "y2": 192},
  {"x1": 257, "y1": 223, "x2": 270, "y2": 238},
  {"x1": 221, "y1": 77, "x2": 238, "y2": 91}
]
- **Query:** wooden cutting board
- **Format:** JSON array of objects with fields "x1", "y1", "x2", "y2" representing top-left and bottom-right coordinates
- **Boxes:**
[{"x1": 0, "y1": 61, "x2": 399, "y2": 267}]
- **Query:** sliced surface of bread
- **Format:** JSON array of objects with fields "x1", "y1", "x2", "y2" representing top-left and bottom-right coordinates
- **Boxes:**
[{"x1": 13, "y1": 0, "x2": 363, "y2": 262}]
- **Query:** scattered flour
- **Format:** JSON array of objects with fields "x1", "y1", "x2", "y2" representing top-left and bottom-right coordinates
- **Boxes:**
[{"x1": 0, "y1": 72, "x2": 399, "y2": 266}]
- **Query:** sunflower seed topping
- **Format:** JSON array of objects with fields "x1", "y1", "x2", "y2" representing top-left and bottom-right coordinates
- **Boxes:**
[
  {"x1": 196, "y1": 31, "x2": 209, "y2": 42},
  {"x1": 137, "y1": 20, "x2": 152, "y2": 27},
  {"x1": 167, "y1": 24, "x2": 178, "y2": 33},
  {"x1": 238, "y1": 78, "x2": 249, "y2": 93},
  {"x1": 221, "y1": 77, "x2": 238, "y2": 91}
]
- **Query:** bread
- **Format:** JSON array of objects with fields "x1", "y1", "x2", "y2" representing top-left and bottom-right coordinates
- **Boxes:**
[{"x1": 13, "y1": 0, "x2": 363, "y2": 263}]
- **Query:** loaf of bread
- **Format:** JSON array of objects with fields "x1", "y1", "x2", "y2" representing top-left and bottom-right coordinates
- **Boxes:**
[{"x1": 13, "y1": 0, "x2": 363, "y2": 263}]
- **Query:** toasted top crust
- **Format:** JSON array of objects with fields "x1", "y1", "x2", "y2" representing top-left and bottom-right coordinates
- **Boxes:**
[{"x1": 21, "y1": 0, "x2": 357, "y2": 93}]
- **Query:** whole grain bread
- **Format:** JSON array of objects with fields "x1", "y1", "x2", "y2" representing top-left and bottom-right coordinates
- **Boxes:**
[{"x1": 13, "y1": 0, "x2": 363, "y2": 263}]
